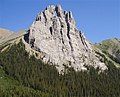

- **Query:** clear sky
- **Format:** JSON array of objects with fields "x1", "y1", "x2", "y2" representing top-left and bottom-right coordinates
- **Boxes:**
[{"x1": 0, "y1": 0, "x2": 119, "y2": 43}]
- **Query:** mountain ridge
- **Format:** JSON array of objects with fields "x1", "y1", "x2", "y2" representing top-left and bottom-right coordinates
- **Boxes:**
[{"x1": 95, "y1": 38, "x2": 120, "y2": 65}]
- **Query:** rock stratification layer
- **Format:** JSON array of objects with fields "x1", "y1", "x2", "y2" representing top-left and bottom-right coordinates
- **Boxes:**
[{"x1": 26, "y1": 5, "x2": 107, "y2": 72}]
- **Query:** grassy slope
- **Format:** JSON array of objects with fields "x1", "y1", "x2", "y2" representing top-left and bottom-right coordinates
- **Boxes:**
[
  {"x1": 96, "y1": 38, "x2": 120, "y2": 54},
  {"x1": 95, "y1": 38, "x2": 120, "y2": 67}
]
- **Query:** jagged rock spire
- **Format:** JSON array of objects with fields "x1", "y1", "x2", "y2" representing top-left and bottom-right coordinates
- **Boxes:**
[{"x1": 27, "y1": 5, "x2": 107, "y2": 73}]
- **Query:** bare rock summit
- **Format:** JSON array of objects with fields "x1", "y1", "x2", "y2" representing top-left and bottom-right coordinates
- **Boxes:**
[{"x1": 25, "y1": 5, "x2": 107, "y2": 73}]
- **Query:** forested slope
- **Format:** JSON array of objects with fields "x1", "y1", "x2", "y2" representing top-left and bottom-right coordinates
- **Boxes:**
[{"x1": 0, "y1": 40, "x2": 120, "y2": 97}]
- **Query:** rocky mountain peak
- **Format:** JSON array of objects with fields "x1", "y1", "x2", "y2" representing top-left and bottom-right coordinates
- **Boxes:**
[
  {"x1": 25, "y1": 5, "x2": 107, "y2": 73},
  {"x1": 35, "y1": 5, "x2": 75, "y2": 26}
]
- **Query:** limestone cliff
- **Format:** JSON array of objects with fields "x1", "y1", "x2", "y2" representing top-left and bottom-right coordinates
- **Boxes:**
[{"x1": 25, "y1": 5, "x2": 107, "y2": 72}]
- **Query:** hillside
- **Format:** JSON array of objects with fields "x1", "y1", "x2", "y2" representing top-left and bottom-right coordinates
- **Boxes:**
[
  {"x1": 95, "y1": 38, "x2": 120, "y2": 64},
  {"x1": 0, "y1": 28, "x2": 24, "y2": 46},
  {"x1": 0, "y1": 39, "x2": 120, "y2": 97},
  {"x1": 0, "y1": 28, "x2": 13, "y2": 44}
]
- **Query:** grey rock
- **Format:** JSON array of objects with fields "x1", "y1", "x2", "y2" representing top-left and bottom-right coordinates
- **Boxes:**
[{"x1": 26, "y1": 5, "x2": 107, "y2": 73}]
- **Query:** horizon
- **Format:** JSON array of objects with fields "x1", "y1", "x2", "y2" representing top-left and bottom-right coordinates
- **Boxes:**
[{"x1": 0, "y1": 0, "x2": 119, "y2": 43}]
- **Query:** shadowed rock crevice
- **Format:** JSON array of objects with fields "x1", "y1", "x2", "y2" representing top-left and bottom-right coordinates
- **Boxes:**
[
  {"x1": 66, "y1": 23, "x2": 70, "y2": 40},
  {"x1": 49, "y1": 27, "x2": 53, "y2": 35},
  {"x1": 43, "y1": 12, "x2": 47, "y2": 24},
  {"x1": 79, "y1": 32, "x2": 88, "y2": 51},
  {"x1": 60, "y1": 30, "x2": 64, "y2": 44},
  {"x1": 65, "y1": 12, "x2": 74, "y2": 52},
  {"x1": 24, "y1": 30, "x2": 30, "y2": 43},
  {"x1": 55, "y1": 6, "x2": 61, "y2": 17},
  {"x1": 30, "y1": 38, "x2": 35, "y2": 48}
]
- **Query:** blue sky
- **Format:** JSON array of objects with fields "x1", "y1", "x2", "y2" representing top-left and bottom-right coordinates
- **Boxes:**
[{"x1": 0, "y1": 0, "x2": 119, "y2": 43}]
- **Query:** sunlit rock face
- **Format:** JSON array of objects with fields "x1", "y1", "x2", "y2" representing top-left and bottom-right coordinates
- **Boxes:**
[{"x1": 27, "y1": 5, "x2": 107, "y2": 73}]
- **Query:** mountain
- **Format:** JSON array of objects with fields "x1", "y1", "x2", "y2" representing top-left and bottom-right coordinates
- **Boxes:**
[
  {"x1": 0, "y1": 28, "x2": 24, "y2": 45},
  {"x1": 0, "y1": 5, "x2": 120, "y2": 97},
  {"x1": 25, "y1": 5, "x2": 107, "y2": 73},
  {"x1": 95, "y1": 38, "x2": 120, "y2": 64},
  {"x1": 0, "y1": 39, "x2": 120, "y2": 97},
  {"x1": 0, "y1": 28, "x2": 13, "y2": 44}
]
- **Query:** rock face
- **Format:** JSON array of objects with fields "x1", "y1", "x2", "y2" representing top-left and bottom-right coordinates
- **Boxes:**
[{"x1": 26, "y1": 5, "x2": 107, "y2": 72}]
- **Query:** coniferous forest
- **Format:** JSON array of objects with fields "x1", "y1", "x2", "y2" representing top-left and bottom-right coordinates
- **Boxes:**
[{"x1": 0, "y1": 40, "x2": 120, "y2": 97}]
